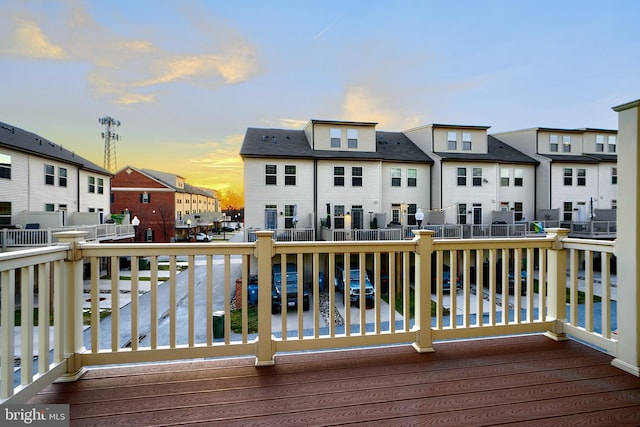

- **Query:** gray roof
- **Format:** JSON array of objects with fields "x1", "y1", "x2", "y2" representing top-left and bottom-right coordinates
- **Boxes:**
[
  {"x1": 583, "y1": 153, "x2": 617, "y2": 162},
  {"x1": 542, "y1": 154, "x2": 602, "y2": 164},
  {"x1": 434, "y1": 136, "x2": 539, "y2": 164},
  {"x1": 0, "y1": 120, "x2": 111, "y2": 175},
  {"x1": 240, "y1": 128, "x2": 433, "y2": 164}
]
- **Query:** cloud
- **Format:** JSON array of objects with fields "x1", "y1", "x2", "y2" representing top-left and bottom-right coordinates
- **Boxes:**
[
  {"x1": 0, "y1": 17, "x2": 67, "y2": 59},
  {"x1": 0, "y1": 2, "x2": 262, "y2": 105},
  {"x1": 342, "y1": 85, "x2": 422, "y2": 130}
]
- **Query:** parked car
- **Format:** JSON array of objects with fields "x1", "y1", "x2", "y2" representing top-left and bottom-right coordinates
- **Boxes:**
[
  {"x1": 431, "y1": 265, "x2": 461, "y2": 293},
  {"x1": 481, "y1": 261, "x2": 527, "y2": 294},
  {"x1": 271, "y1": 263, "x2": 310, "y2": 314},
  {"x1": 194, "y1": 232, "x2": 210, "y2": 242},
  {"x1": 366, "y1": 269, "x2": 390, "y2": 294},
  {"x1": 334, "y1": 265, "x2": 375, "y2": 308}
]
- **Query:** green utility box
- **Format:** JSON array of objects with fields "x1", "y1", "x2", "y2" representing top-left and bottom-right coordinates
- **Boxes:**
[{"x1": 213, "y1": 311, "x2": 225, "y2": 338}]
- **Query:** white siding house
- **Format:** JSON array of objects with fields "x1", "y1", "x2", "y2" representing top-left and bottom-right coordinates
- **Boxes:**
[
  {"x1": 241, "y1": 121, "x2": 433, "y2": 238},
  {"x1": 403, "y1": 125, "x2": 538, "y2": 225},
  {"x1": 493, "y1": 127, "x2": 617, "y2": 220},
  {"x1": 0, "y1": 121, "x2": 112, "y2": 228}
]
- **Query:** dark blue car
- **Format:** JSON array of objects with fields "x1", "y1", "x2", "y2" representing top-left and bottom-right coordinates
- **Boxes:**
[{"x1": 271, "y1": 263, "x2": 310, "y2": 314}]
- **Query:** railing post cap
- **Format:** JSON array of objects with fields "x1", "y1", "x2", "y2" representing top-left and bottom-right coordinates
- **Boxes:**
[{"x1": 255, "y1": 230, "x2": 275, "y2": 238}]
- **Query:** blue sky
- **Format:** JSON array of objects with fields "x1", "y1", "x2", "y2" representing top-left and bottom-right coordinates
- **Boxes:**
[{"x1": 1, "y1": 0, "x2": 638, "y2": 196}]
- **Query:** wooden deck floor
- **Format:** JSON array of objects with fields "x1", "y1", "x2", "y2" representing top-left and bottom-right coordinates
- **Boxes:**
[{"x1": 29, "y1": 334, "x2": 640, "y2": 426}]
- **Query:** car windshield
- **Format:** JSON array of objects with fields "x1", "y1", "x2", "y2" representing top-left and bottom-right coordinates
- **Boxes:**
[{"x1": 349, "y1": 270, "x2": 363, "y2": 280}]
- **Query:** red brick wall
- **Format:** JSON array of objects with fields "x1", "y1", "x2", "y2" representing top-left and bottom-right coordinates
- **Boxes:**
[{"x1": 112, "y1": 168, "x2": 176, "y2": 242}]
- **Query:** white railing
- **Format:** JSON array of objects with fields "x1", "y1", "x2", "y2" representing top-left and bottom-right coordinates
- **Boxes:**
[
  {"x1": 246, "y1": 228, "x2": 315, "y2": 242},
  {"x1": 1, "y1": 224, "x2": 134, "y2": 248},
  {"x1": 1, "y1": 228, "x2": 619, "y2": 403}
]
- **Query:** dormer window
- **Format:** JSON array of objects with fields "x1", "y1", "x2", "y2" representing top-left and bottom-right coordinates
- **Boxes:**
[
  {"x1": 596, "y1": 135, "x2": 604, "y2": 152},
  {"x1": 462, "y1": 132, "x2": 472, "y2": 150},
  {"x1": 608, "y1": 135, "x2": 617, "y2": 153},
  {"x1": 447, "y1": 132, "x2": 457, "y2": 150},
  {"x1": 330, "y1": 128, "x2": 341, "y2": 148},
  {"x1": 347, "y1": 129, "x2": 358, "y2": 148},
  {"x1": 562, "y1": 135, "x2": 571, "y2": 153},
  {"x1": 550, "y1": 134, "x2": 558, "y2": 152}
]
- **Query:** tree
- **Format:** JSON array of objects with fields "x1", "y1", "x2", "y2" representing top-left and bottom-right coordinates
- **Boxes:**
[{"x1": 220, "y1": 190, "x2": 243, "y2": 211}]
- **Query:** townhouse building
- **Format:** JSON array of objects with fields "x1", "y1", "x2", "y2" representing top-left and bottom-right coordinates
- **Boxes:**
[
  {"x1": 240, "y1": 120, "x2": 433, "y2": 238},
  {"x1": 493, "y1": 128, "x2": 617, "y2": 223},
  {"x1": 403, "y1": 124, "x2": 538, "y2": 225},
  {"x1": 0, "y1": 120, "x2": 112, "y2": 230},
  {"x1": 111, "y1": 166, "x2": 222, "y2": 242},
  {"x1": 241, "y1": 119, "x2": 544, "y2": 240}
]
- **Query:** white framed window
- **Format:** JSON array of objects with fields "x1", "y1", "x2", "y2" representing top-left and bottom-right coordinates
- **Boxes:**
[
  {"x1": 563, "y1": 202, "x2": 573, "y2": 221},
  {"x1": 347, "y1": 129, "x2": 358, "y2": 148},
  {"x1": 462, "y1": 132, "x2": 472, "y2": 150},
  {"x1": 500, "y1": 202, "x2": 509, "y2": 211},
  {"x1": 58, "y1": 167, "x2": 67, "y2": 187},
  {"x1": 457, "y1": 203, "x2": 467, "y2": 225},
  {"x1": 514, "y1": 168, "x2": 523, "y2": 186},
  {"x1": 596, "y1": 135, "x2": 604, "y2": 152},
  {"x1": 0, "y1": 201, "x2": 11, "y2": 225},
  {"x1": 334, "y1": 205, "x2": 345, "y2": 229},
  {"x1": 45, "y1": 164, "x2": 55, "y2": 185},
  {"x1": 265, "y1": 164, "x2": 277, "y2": 185},
  {"x1": 98, "y1": 178, "x2": 104, "y2": 194},
  {"x1": 407, "y1": 168, "x2": 417, "y2": 187},
  {"x1": 447, "y1": 131, "x2": 457, "y2": 150},
  {"x1": 284, "y1": 165, "x2": 296, "y2": 186},
  {"x1": 0, "y1": 153, "x2": 11, "y2": 179},
  {"x1": 577, "y1": 168, "x2": 586, "y2": 186},
  {"x1": 612, "y1": 167, "x2": 617, "y2": 184},
  {"x1": 472, "y1": 167, "x2": 482, "y2": 186},
  {"x1": 514, "y1": 202, "x2": 523, "y2": 221},
  {"x1": 457, "y1": 167, "x2": 466, "y2": 186},
  {"x1": 563, "y1": 168, "x2": 573, "y2": 185},
  {"x1": 284, "y1": 204, "x2": 296, "y2": 228},
  {"x1": 352, "y1": 167, "x2": 362, "y2": 187},
  {"x1": 500, "y1": 168, "x2": 509, "y2": 186},
  {"x1": 612, "y1": 200, "x2": 617, "y2": 209},
  {"x1": 88, "y1": 176, "x2": 95, "y2": 193},
  {"x1": 141, "y1": 192, "x2": 150, "y2": 203},
  {"x1": 391, "y1": 168, "x2": 401, "y2": 187},
  {"x1": 608, "y1": 135, "x2": 617, "y2": 153},
  {"x1": 550, "y1": 134, "x2": 558, "y2": 152},
  {"x1": 330, "y1": 128, "x2": 341, "y2": 148},
  {"x1": 45, "y1": 203, "x2": 55, "y2": 212},
  {"x1": 334, "y1": 166, "x2": 345, "y2": 186},
  {"x1": 562, "y1": 135, "x2": 571, "y2": 153}
]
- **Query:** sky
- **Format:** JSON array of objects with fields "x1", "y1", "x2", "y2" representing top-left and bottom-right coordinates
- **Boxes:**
[{"x1": 1, "y1": 0, "x2": 639, "y2": 199}]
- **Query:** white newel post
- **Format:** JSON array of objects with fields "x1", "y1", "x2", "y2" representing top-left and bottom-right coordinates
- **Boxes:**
[
  {"x1": 544, "y1": 228, "x2": 569, "y2": 341},
  {"x1": 612, "y1": 99, "x2": 640, "y2": 376},
  {"x1": 254, "y1": 231, "x2": 276, "y2": 366},
  {"x1": 411, "y1": 229, "x2": 435, "y2": 353},
  {"x1": 54, "y1": 231, "x2": 89, "y2": 381}
]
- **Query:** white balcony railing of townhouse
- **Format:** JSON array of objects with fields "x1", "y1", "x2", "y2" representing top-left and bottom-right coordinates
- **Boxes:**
[
  {"x1": 246, "y1": 228, "x2": 315, "y2": 242},
  {"x1": 0, "y1": 229, "x2": 619, "y2": 403},
  {"x1": 0, "y1": 224, "x2": 134, "y2": 248}
]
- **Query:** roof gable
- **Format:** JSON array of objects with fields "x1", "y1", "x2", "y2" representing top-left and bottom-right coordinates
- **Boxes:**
[{"x1": 0, "y1": 120, "x2": 111, "y2": 175}]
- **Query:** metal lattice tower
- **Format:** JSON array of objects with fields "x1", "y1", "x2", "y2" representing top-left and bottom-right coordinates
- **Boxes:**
[{"x1": 99, "y1": 116, "x2": 121, "y2": 172}]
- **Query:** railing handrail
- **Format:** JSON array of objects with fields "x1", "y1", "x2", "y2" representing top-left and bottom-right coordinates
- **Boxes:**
[{"x1": 1, "y1": 228, "x2": 619, "y2": 403}]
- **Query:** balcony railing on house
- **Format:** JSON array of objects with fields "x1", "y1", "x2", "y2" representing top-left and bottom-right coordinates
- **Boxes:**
[
  {"x1": 246, "y1": 228, "x2": 315, "y2": 242},
  {"x1": 0, "y1": 224, "x2": 134, "y2": 248},
  {"x1": 0, "y1": 229, "x2": 620, "y2": 404}
]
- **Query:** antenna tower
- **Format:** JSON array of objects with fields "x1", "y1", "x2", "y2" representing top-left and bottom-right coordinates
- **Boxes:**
[{"x1": 99, "y1": 116, "x2": 121, "y2": 172}]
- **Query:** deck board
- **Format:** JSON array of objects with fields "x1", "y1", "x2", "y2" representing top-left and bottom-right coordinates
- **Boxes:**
[{"x1": 29, "y1": 334, "x2": 640, "y2": 426}]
